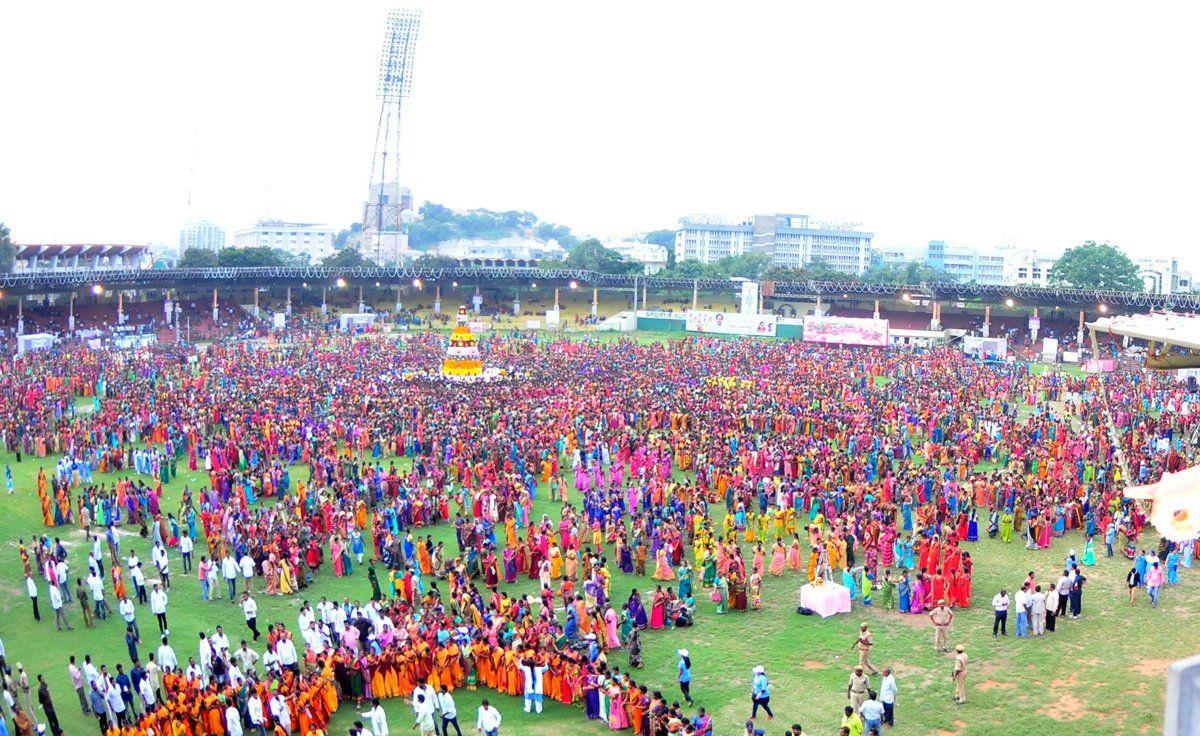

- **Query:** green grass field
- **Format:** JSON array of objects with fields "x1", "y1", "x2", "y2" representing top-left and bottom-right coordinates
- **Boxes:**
[{"x1": 0, "y1": 385, "x2": 1187, "y2": 736}]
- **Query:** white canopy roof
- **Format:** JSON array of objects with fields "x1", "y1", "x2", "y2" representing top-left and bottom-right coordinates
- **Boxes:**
[{"x1": 1089, "y1": 312, "x2": 1200, "y2": 351}]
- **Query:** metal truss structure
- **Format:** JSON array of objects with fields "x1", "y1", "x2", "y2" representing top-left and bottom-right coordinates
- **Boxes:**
[{"x1": 2, "y1": 267, "x2": 1199, "y2": 310}]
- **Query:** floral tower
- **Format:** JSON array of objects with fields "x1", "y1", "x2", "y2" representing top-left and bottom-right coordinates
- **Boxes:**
[{"x1": 441, "y1": 306, "x2": 483, "y2": 378}]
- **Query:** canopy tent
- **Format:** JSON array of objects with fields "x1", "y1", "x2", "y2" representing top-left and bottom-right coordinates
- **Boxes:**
[
  {"x1": 1089, "y1": 312, "x2": 1200, "y2": 351},
  {"x1": 1089, "y1": 312, "x2": 1200, "y2": 369}
]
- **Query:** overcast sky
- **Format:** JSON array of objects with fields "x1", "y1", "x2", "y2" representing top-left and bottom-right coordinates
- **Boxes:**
[{"x1": 2, "y1": 1, "x2": 1198, "y2": 261}]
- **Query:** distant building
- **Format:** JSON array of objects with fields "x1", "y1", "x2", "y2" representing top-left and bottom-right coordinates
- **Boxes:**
[
  {"x1": 12, "y1": 244, "x2": 152, "y2": 272},
  {"x1": 1136, "y1": 256, "x2": 1192, "y2": 295},
  {"x1": 1003, "y1": 249, "x2": 1059, "y2": 287},
  {"x1": 433, "y1": 236, "x2": 566, "y2": 265},
  {"x1": 232, "y1": 221, "x2": 336, "y2": 261},
  {"x1": 178, "y1": 219, "x2": 225, "y2": 254},
  {"x1": 675, "y1": 214, "x2": 873, "y2": 275},
  {"x1": 604, "y1": 240, "x2": 669, "y2": 275},
  {"x1": 878, "y1": 240, "x2": 1007, "y2": 284}
]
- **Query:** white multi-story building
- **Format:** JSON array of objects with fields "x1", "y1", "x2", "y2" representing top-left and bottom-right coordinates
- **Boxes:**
[
  {"x1": 178, "y1": 220, "x2": 225, "y2": 253},
  {"x1": 1136, "y1": 256, "x2": 1192, "y2": 295},
  {"x1": 675, "y1": 213, "x2": 872, "y2": 275},
  {"x1": 878, "y1": 241, "x2": 1007, "y2": 284},
  {"x1": 232, "y1": 221, "x2": 336, "y2": 261},
  {"x1": 604, "y1": 240, "x2": 669, "y2": 275},
  {"x1": 432, "y1": 236, "x2": 565, "y2": 265},
  {"x1": 1003, "y1": 249, "x2": 1060, "y2": 286}
]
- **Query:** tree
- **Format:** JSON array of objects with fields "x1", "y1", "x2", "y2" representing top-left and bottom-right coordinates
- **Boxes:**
[
  {"x1": 333, "y1": 222, "x2": 362, "y2": 249},
  {"x1": 413, "y1": 253, "x2": 460, "y2": 268},
  {"x1": 177, "y1": 247, "x2": 219, "y2": 268},
  {"x1": 862, "y1": 260, "x2": 955, "y2": 284},
  {"x1": 1049, "y1": 241, "x2": 1142, "y2": 291},
  {"x1": 0, "y1": 222, "x2": 15, "y2": 273},
  {"x1": 323, "y1": 248, "x2": 371, "y2": 267},
  {"x1": 564, "y1": 238, "x2": 640, "y2": 274},
  {"x1": 644, "y1": 229, "x2": 677, "y2": 269},
  {"x1": 217, "y1": 247, "x2": 286, "y2": 267}
]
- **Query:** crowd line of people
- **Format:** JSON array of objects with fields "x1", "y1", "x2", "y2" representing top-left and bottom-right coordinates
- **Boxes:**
[{"x1": 3, "y1": 327, "x2": 1199, "y2": 736}]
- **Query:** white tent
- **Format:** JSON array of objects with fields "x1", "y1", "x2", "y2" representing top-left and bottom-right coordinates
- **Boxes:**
[{"x1": 1089, "y1": 312, "x2": 1200, "y2": 351}]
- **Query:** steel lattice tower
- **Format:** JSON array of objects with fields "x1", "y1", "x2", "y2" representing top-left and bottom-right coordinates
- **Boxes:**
[{"x1": 362, "y1": 8, "x2": 421, "y2": 266}]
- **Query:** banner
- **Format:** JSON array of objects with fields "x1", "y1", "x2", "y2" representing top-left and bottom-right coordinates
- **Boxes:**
[
  {"x1": 1041, "y1": 337, "x2": 1059, "y2": 361},
  {"x1": 739, "y1": 281, "x2": 761, "y2": 316},
  {"x1": 963, "y1": 335, "x2": 1008, "y2": 360},
  {"x1": 685, "y1": 310, "x2": 777, "y2": 337},
  {"x1": 802, "y1": 315, "x2": 888, "y2": 347}
]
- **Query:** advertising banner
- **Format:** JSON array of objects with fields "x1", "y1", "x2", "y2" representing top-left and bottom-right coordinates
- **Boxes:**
[
  {"x1": 1041, "y1": 337, "x2": 1059, "y2": 361},
  {"x1": 685, "y1": 310, "x2": 777, "y2": 337},
  {"x1": 802, "y1": 315, "x2": 889, "y2": 347},
  {"x1": 963, "y1": 336, "x2": 1008, "y2": 360}
]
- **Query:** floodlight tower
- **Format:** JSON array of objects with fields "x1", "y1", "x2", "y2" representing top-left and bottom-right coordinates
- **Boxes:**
[{"x1": 362, "y1": 8, "x2": 421, "y2": 266}]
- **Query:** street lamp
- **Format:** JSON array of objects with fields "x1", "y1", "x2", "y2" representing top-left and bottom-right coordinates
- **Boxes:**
[
  {"x1": 570, "y1": 280, "x2": 578, "y2": 290},
  {"x1": 1099, "y1": 303, "x2": 1108, "y2": 313},
  {"x1": 1005, "y1": 298, "x2": 1014, "y2": 307},
  {"x1": 336, "y1": 277, "x2": 347, "y2": 289},
  {"x1": 92, "y1": 284, "x2": 104, "y2": 296}
]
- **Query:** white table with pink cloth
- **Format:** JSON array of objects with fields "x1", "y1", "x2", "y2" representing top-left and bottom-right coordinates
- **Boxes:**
[{"x1": 800, "y1": 581, "x2": 853, "y2": 617}]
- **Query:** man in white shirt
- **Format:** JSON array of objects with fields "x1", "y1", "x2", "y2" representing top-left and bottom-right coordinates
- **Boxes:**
[
  {"x1": 225, "y1": 701, "x2": 245, "y2": 736},
  {"x1": 275, "y1": 636, "x2": 299, "y2": 673},
  {"x1": 241, "y1": 593, "x2": 260, "y2": 641},
  {"x1": 302, "y1": 622, "x2": 328, "y2": 656},
  {"x1": 131, "y1": 563, "x2": 148, "y2": 605},
  {"x1": 269, "y1": 693, "x2": 292, "y2": 733},
  {"x1": 361, "y1": 697, "x2": 389, "y2": 736},
  {"x1": 150, "y1": 582, "x2": 169, "y2": 635},
  {"x1": 476, "y1": 699, "x2": 502, "y2": 736},
  {"x1": 119, "y1": 596, "x2": 138, "y2": 638},
  {"x1": 221, "y1": 555, "x2": 239, "y2": 601},
  {"x1": 152, "y1": 544, "x2": 171, "y2": 590},
  {"x1": 991, "y1": 589, "x2": 1009, "y2": 636},
  {"x1": 239, "y1": 554, "x2": 256, "y2": 594},
  {"x1": 246, "y1": 691, "x2": 266, "y2": 736},
  {"x1": 157, "y1": 637, "x2": 179, "y2": 672},
  {"x1": 180, "y1": 536, "x2": 194, "y2": 573},
  {"x1": 210, "y1": 626, "x2": 230, "y2": 656},
  {"x1": 49, "y1": 583, "x2": 73, "y2": 630},
  {"x1": 87, "y1": 572, "x2": 108, "y2": 620},
  {"x1": 138, "y1": 674, "x2": 156, "y2": 712},
  {"x1": 234, "y1": 641, "x2": 259, "y2": 676},
  {"x1": 878, "y1": 667, "x2": 897, "y2": 727},
  {"x1": 297, "y1": 603, "x2": 315, "y2": 633},
  {"x1": 25, "y1": 574, "x2": 40, "y2": 621},
  {"x1": 1014, "y1": 585, "x2": 1030, "y2": 638},
  {"x1": 437, "y1": 685, "x2": 461, "y2": 736}
]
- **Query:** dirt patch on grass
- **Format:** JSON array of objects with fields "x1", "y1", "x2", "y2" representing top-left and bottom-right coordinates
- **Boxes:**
[
  {"x1": 977, "y1": 680, "x2": 1015, "y2": 692},
  {"x1": 1038, "y1": 692, "x2": 1086, "y2": 721},
  {"x1": 1132, "y1": 658, "x2": 1171, "y2": 677},
  {"x1": 802, "y1": 660, "x2": 827, "y2": 669}
]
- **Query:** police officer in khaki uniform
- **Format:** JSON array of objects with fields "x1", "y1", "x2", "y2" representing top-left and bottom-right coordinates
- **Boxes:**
[
  {"x1": 952, "y1": 645, "x2": 969, "y2": 703},
  {"x1": 851, "y1": 622, "x2": 879, "y2": 675},
  {"x1": 846, "y1": 665, "x2": 870, "y2": 712},
  {"x1": 929, "y1": 599, "x2": 954, "y2": 652}
]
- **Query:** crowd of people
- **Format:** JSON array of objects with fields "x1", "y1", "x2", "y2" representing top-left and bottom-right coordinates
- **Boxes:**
[{"x1": 2, "y1": 325, "x2": 1198, "y2": 736}]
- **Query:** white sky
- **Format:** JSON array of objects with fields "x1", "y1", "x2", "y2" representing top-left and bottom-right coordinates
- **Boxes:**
[{"x1": 1, "y1": 1, "x2": 1198, "y2": 263}]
